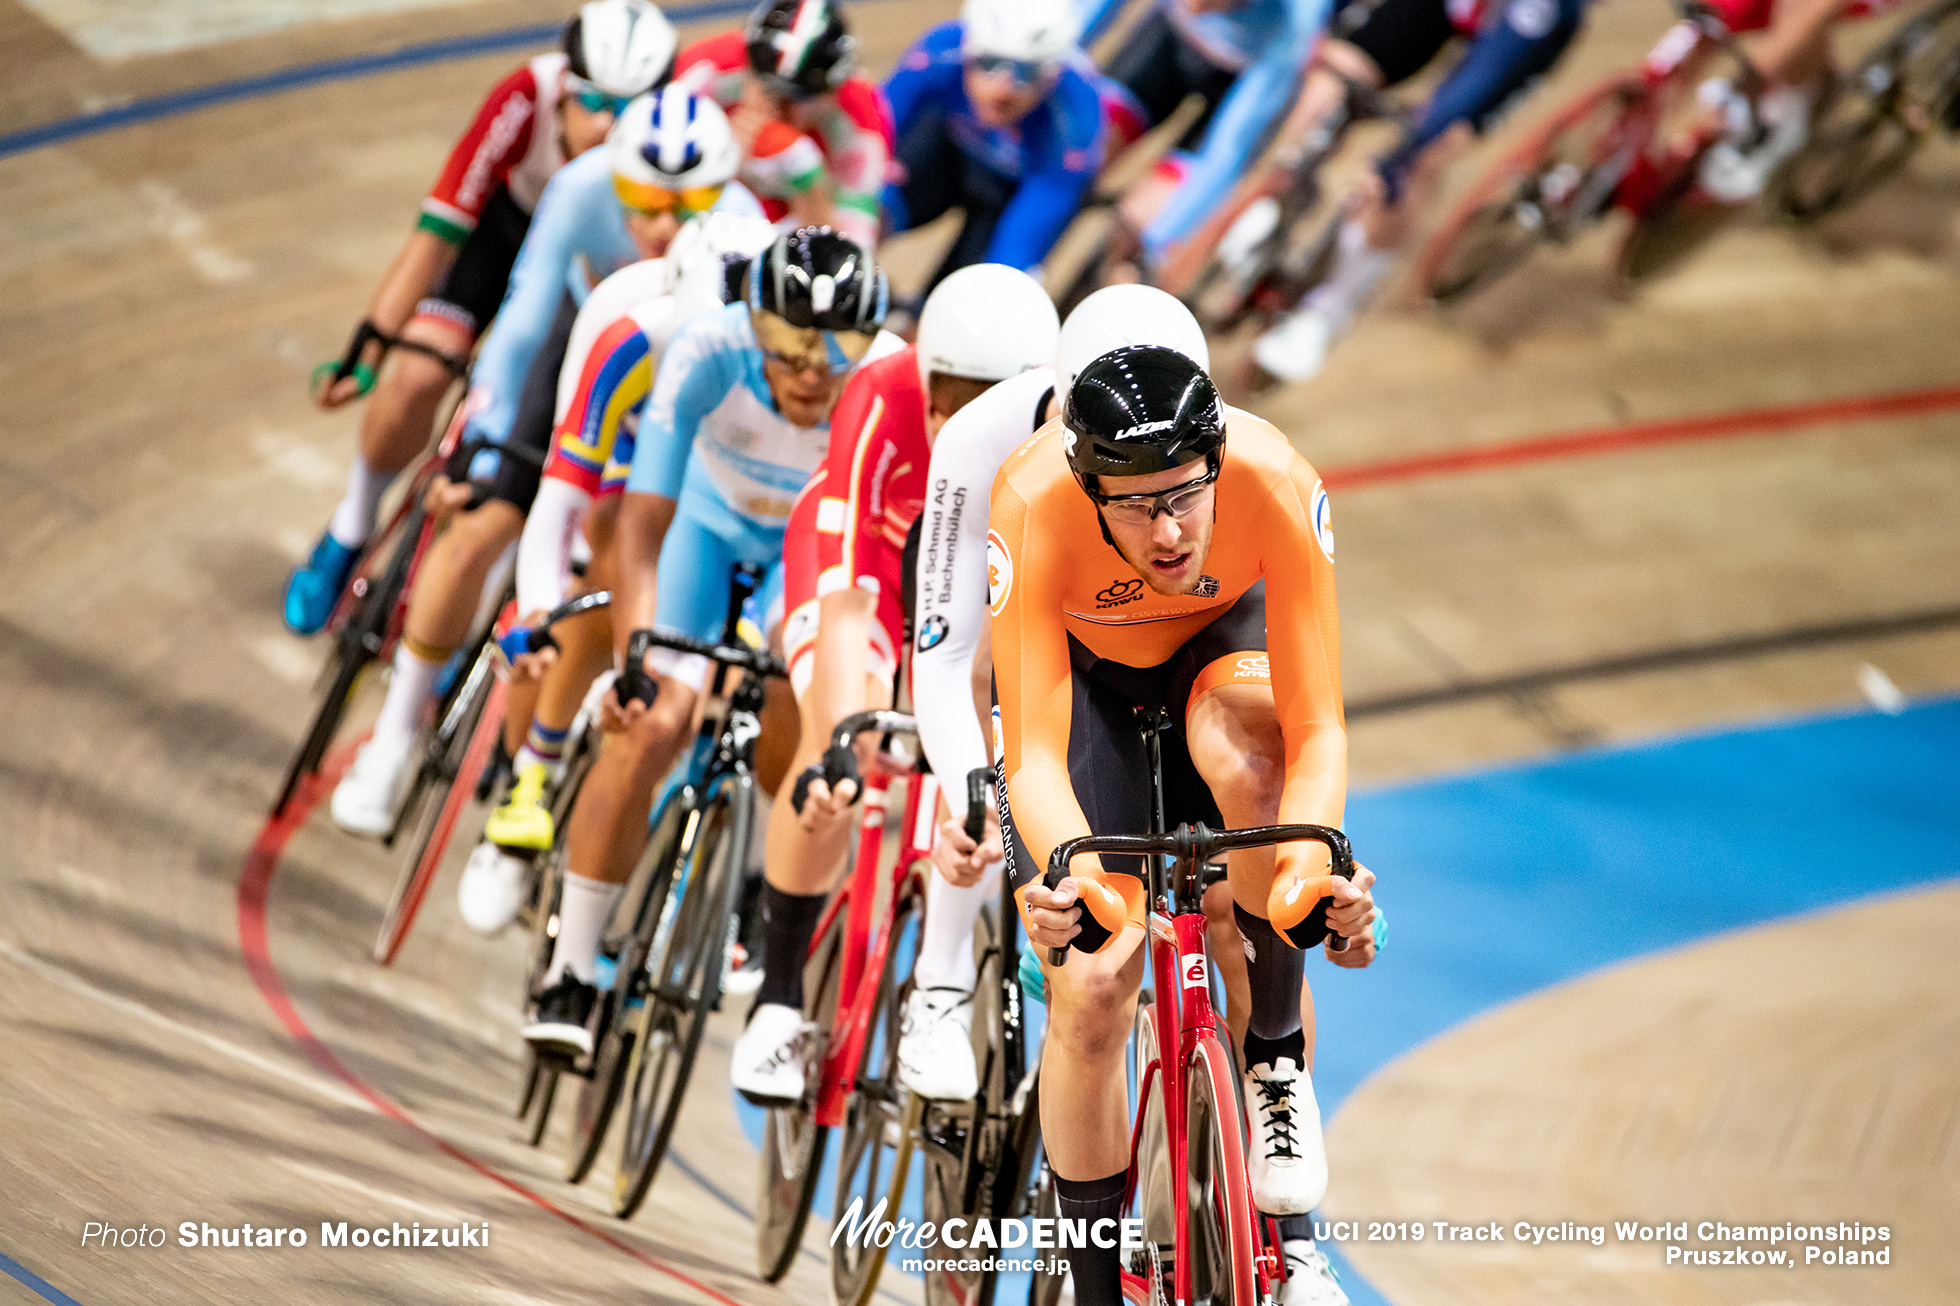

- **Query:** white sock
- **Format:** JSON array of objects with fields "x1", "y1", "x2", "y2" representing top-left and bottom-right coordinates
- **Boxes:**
[
  {"x1": 911, "y1": 861, "x2": 1002, "y2": 992},
  {"x1": 1302, "y1": 218, "x2": 1395, "y2": 328},
  {"x1": 371, "y1": 645, "x2": 443, "y2": 751},
  {"x1": 546, "y1": 873, "x2": 624, "y2": 986},
  {"x1": 329, "y1": 455, "x2": 396, "y2": 550}
]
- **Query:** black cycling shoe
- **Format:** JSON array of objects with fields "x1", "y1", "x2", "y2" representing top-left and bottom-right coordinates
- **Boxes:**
[{"x1": 522, "y1": 976, "x2": 598, "y2": 1057}]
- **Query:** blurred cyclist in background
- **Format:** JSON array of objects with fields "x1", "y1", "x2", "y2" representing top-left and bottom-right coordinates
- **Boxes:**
[
  {"x1": 676, "y1": 0, "x2": 892, "y2": 247},
  {"x1": 455, "y1": 211, "x2": 778, "y2": 934},
  {"x1": 881, "y1": 0, "x2": 1106, "y2": 290},
  {"x1": 1251, "y1": 0, "x2": 1587, "y2": 383},
  {"x1": 329, "y1": 87, "x2": 762, "y2": 839},
  {"x1": 1084, "y1": 0, "x2": 1332, "y2": 277},
  {"x1": 288, "y1": 0, "x2": 680, "y2": 635}
]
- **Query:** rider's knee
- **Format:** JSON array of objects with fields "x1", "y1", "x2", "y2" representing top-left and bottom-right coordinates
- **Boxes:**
[
  {"x1": 1048, "y1": 972, "x2": 1137, "y2": 1061},
  {"x1": 1195, "y1": 740, "x2": 1284, "y2": 824}
]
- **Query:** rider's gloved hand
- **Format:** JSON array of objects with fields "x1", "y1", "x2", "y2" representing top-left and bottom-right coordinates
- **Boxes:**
[{"x1": 1020, "y1": 869, "x2": 1145, "y2": 957}]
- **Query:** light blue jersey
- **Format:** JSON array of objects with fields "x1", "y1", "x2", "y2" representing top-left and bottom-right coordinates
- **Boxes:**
[
  {"x1": 463, "y1": 148, "x2": 764, "y2": 460},
  {"x1": 624, "y1": 302, "x2": 902, "y2": 644}
]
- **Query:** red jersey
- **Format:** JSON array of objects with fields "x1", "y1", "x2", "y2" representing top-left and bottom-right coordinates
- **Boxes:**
[
  {"x1": 420, "y1": 53, "x2": 570, "y2": 243},
  {"x1": 674, "y1": 32, "x2": 892, "y2": 247},
  {"x1": 783, "y1": 347, "x2": 930, "y2": 693}
]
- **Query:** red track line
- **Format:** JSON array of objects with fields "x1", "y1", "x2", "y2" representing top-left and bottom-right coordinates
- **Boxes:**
[
  {"x1": 235, "y1": 750, "x2": 749, "y2": 1306},
  {"x1": 1321, "y1": 382, "x2": 1960, "y2": 491}
]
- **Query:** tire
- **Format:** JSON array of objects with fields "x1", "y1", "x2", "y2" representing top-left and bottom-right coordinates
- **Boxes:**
[
  {"x1": 562, "y1": 781, "x2": 691, "y2": 1184},
  {"x1": 1182, "y1": 1036, "x2": 1258, "y2": 1306},
  {"x1": 610, "y1": 779, "x2": 750, "y2": 1218},
  {"x1": 1419, "y1": 76, "x2": 1648, "y2": 305},
  {"x1": 373, "y1": 669, "x2": 507, "y2": 965},
  {"x1": 754, "y1": 908, "x2": 846, "y2": 1282},
  {"x1": 919, "y1": 903, "x2": 996, "y2": 1306},
  {"x1": 273, "y1": 506, "x2": 427, "y2": 815},
  {"x1": 525, "y1": 1061, "x2": 561, "y2": 1147},
  {"x1": 1773, "y1": 0, "x2": 1960, "y2": 220},
  {"x1": 830, "y1": 889, "x2": 922, "y2": 1306},
  {"x1": 1131, "y1": 992, "x2": 1175, "y2": 1304}
]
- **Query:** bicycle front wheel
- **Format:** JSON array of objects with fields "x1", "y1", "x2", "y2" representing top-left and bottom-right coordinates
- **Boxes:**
[
  {"x1": 830, "y1": 887, "x2": 922, "y2": 1306},
  {"x1": 611, "y1": 780, "x2": 748, "y2": 1218},
  {"x1": 373, "y1": 668, "x2": 505, "y2": 965},
  {"x1": 755, "y1": 904, "x2": 846, "y2": 1282},
  {"x1": 1183, "y1": 1035, "x2": 1258, "y2": 1306},
  {"x1": 563, "y1": 779, "x2": 690, "y2": 1184}
]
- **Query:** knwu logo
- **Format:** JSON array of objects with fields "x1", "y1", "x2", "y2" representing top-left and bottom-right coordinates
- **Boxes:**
[
  {"x1": 1235, "y1": 655, "x2": 1270, "y2": 680},
  {"x1": 1096, "y1": 578, "x2": 1144, "y2": 608}
]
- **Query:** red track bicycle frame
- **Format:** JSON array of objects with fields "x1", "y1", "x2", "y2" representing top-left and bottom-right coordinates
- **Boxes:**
[{"x1": 808, "y1": 767, "x2": 943, "y2": 1128}]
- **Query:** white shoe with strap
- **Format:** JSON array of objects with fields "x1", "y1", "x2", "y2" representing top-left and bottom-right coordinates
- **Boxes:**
[
  {"x1": 730, "y1": 1002, "x2": 811, "y2": 1105},
  {"x1": 897, "y1": 986, "x2": 978, "y2": 1101},
  {"x1": 1282, "y1": 1240, "x2": 1348, "y2": 1306},
  {"x1": 1243, "y1": 1057, "x2": 1327, "y2": 1215}
]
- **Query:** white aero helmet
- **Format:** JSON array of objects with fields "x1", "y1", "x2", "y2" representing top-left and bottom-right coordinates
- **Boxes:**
[
  {"x1": 567, "y1": 0, "x2": 680, "y2": 98},
  {"x1": 610, "y1": 86, "x2": 743, "y2": 207},
  {"x1": 668, "y1": 211, "x2": 780, "y2": 321},
  {"x1": 916, "y1": 263, "x2": 1061, "y2": 390},
  {"x1": 961, "y1": 0, "x2": 1079, "y2": 65},
  {"x1": 1056, "y1": 284, "x2": 1210, "y2": 396}
]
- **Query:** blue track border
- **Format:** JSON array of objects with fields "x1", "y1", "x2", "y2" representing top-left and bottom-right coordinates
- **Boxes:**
[
  {"x1": 0, "y1": 0, "x2": 760, "y2": 161},
  {"x1": 0, "y1": 1250, "x2": 85, "y2": 1306}
]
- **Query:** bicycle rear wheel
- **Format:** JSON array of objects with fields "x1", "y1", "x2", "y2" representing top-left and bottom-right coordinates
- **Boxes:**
[
  {"x1": 830, "y1": 888, "x2": 922, "y2": 1306},
  {"x1": 1182, "y1": 1035, "x2": 1258, "y2": 1306},
  {"x1": 1419, "y1": 76, "x2": 1646, "y2": 305},
  {"x1": 563, "y1": 780, "x2": 690, "y2": 1184},
  {"x1": 755, "y1": 906, "x2": 845, "y2": 1282},
  {"x1": 1773, "y1": 0, "x2": 1960, "y2": 220},
  {"x1": 611, "y1": 780, "x2": 750, "y2": 1218}
]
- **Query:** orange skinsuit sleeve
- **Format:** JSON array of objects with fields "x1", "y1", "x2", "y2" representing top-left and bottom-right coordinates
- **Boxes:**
[{"x1": 1261, "y1": 454, "x2": 1348, "y2": 885}]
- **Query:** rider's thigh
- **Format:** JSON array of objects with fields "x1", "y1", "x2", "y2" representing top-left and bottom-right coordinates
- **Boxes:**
[
  {"x1": 1316, "y1": 38, "x2": 1388, "y2": 90},
  {"x1": 445, "y1": 497, "x2": 526, "y2": 561},
  {"x1": 1185, "y1": 681, "x2": 1284, "y2": 825}
]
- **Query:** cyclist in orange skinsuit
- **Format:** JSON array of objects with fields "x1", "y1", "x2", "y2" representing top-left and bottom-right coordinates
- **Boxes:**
[{"x1": 991, "y1": 344, "x2": 1377, "y2": 1306}]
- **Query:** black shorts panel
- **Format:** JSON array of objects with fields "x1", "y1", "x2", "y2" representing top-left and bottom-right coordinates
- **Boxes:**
[
  {"x1": 1002, "y1": 581, "x2": 1269, "y2": 890},
  {"x1": 422, "y1": 185, "x2": 530, "y2": 337},
  {"x1": 1331, "y1": 0, "x2": 1457, "y2": 87},
  {"x1": 446, "y1": 289, "x2": 576, "y2": 512},
  {"x1": 1104, "y1": 7, "x2": 1240, "y2": 148}
]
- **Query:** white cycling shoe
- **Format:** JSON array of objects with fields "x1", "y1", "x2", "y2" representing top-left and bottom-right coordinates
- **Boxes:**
[
  {"x1": 1243, "y1": 1058, "x2": 1328, "y2": 1215},
  {"x1": 1282, "y1": 1240, "x2": 1348, "y2": 1306},
  {"x1": 731, "y1": 1003, "x2": 810, "y2": 1105},
  {"x1": 457, "y1": 841, "x2": 529, "y2": 936},
  {"x1": 1697, "y1": 81, "x2": 1815, "y2": 203},
  {"x1": 897, "y1": 987, "x2": 979, "y2": 1101},
  {"x1": 1253, "y1": 305, "x2": 1342, "y2": 387},
  {"x1": 329, "y1": 733, "x2": 415, "y2": 838}
]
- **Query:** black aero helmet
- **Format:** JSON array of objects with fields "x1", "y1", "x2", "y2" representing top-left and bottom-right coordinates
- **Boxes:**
[
  {"x1": 1062, "y1": 344, "x2": 1226, "y2": 491},
  {"x1": 747, "y1": 226, "x2": 887, "y2": 333},
  {"x1": 745, "y1": 0, "x2": 857, "y2": 97}
]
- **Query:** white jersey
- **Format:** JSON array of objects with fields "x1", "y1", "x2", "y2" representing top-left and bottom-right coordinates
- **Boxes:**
[{"x1": 910, "y1": 366, "x2": 1057, "y2": 788}]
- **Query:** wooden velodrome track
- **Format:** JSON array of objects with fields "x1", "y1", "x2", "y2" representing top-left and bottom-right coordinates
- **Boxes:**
[{"x1": 1, "y1": 0, "x2": 1956, "y2": 1303}]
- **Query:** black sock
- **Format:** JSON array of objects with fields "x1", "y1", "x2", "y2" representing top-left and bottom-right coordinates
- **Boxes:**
[
  {"x1": 1277, "y1": 1213, "x2": 1316, "y2": 1242},
  {"x1": 1053, "y1": 1171, "x2": 1127, "y2": 1306},
  {"x1": 1234, "y1": 903, "x2": 1305, "y2": 1070},
  {"x1": 755, "y1": 884, "x2": 828, "y2": 1010}
]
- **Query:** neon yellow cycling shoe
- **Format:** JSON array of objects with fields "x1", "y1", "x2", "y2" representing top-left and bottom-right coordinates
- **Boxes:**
[{"x1": 485, "y1": 761, "x2": 554, "y2": 851}]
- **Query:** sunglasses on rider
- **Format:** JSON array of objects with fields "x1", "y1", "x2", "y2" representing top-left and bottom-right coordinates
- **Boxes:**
[
  {"x1": 1089, "y1": 461, "x2": 1221, "y2": 524},
  {"x1": 565, "y1": 73, "x2": 635, "y2": 118},
  {"x1": 751, "y1": 309, "x2": 876, "y2": 376},
  {"x1": 967, "y1": 53, "x2": 1054, "y2": 88},
  {"x1": 612, "y1": 175, "x2": 726, "y2": 219}
]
